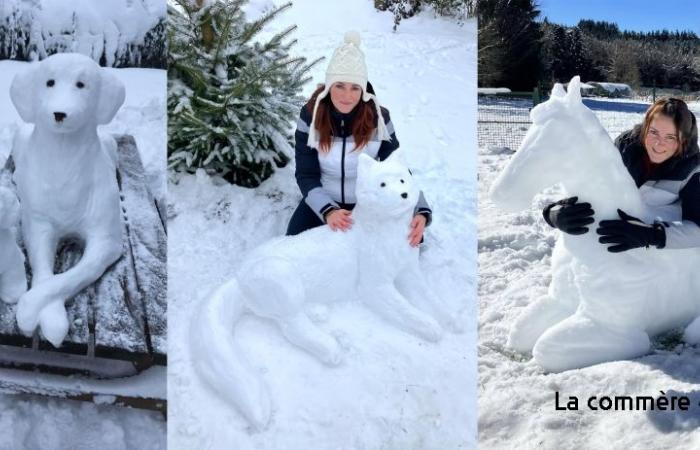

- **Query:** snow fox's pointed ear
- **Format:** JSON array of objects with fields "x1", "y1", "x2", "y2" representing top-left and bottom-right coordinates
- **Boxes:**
[
  {"x1": 566, "y1": 76, "x2": 582, "y2": 106},
  {"x1": 358, "y1": 153, "x2": 377, "y2": 176},
  {"x1": 10, "y1": 63, "x2": 38, "y2": 124},
  {"x1": 382, "y1": 149, "x2": 402, "y2": 164},
  {"x1": 96, "y1": 69, "x2": 125, "y2": 125}
]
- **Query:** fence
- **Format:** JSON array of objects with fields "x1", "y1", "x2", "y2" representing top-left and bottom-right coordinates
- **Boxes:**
[
  {"x1": 478, "y1": 90, "x2": 655, "y2": 150},
  {"x1": 477, "y1": 92, "x2": 535, "y2": 150}
]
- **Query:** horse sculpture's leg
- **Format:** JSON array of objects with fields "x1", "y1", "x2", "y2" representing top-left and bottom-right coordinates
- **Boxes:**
[
  {"x1": 683, "y1": 316, "x2": 700, "y2": 344},
  {"x1": 507, "y1": 294, "x2": 577, "y2": 353},
  {"x1": 241, "y1": 258, "x2": 343, "y2": 366},
  {"x1": 532, "y1": 313, "x2": 650, "y2": 372},
  {"x1": 508, "y1": 243, "x2": 579, "y2": 353}
]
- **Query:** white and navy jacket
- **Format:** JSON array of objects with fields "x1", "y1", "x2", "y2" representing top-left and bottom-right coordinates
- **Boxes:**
[
  {"x1": 615, "y1": 128, "x2": 700, "y2": 249},
  {"x1": 294, "y1": 100, "x2": 432, "y2": 223}
]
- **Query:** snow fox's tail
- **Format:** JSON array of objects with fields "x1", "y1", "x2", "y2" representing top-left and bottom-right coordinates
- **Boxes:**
[{"x1": 190, "y1": 278, "x2": 271, "y2": 430}]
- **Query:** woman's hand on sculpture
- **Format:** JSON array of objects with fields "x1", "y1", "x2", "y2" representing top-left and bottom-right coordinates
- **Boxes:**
[
  {"x1": 543, "y1": 196, "x2": 595, "y2": 235},
  {"x1": 326, "y1": 209, "x2": 353, "y2": 231},
  {"x1": 596, "y1": 209, "x2": 666, "y2": 252},
  {"x1": 408, "y1": 214, "x2": 427, "y2": 247}
]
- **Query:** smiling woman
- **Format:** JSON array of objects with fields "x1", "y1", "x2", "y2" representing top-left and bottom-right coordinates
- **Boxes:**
[{"x1": 288, "y1": 31, "x2": 432, "y2": 243}]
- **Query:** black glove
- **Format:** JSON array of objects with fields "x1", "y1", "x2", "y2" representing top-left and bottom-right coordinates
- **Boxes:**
[
  {"x1": 596, "y1": 209, "x2": 666, "y2": 253},
  {"x1": 543, "y1": 196, "x2": 595, "y2": 235}
]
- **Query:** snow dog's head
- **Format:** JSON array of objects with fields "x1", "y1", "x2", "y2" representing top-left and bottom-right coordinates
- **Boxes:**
[
  {"x1": 356, "y1": 151, "x2": 419, "y2": 217},
  {"x1": 0, "y1": 187, "x2": 20, "y2": 230},
  {"x1": 10, "y1": 53, "x2": 125, "y2": 133}
]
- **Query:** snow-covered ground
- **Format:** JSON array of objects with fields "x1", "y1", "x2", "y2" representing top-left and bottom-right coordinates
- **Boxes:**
[
  {"x1": 478, "y1": 98, "x2": 700, "y2": 449},
  {"x1": 167, "y1": 1, "x2": 477, "y2": 449},
  {"x1": 0, "y1": 61, "x2": 166, "y2": 449}
]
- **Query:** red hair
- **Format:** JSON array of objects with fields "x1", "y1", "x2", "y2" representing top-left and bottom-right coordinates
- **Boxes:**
[{"x1": 305, "y1": 84, "x2": 377, "y2": 153}]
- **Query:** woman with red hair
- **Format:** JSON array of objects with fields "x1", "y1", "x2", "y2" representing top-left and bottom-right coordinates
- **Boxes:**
[{"x1": 287, "y1": 31, "x2": 432, "y2": 246}]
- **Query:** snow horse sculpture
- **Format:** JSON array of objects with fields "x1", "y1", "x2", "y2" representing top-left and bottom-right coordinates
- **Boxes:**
[{"x1": 490, "y1": 76, "x2": 700, "y2": 372}]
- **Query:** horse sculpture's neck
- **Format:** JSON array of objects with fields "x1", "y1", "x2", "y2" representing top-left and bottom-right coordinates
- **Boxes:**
[
  {"x1": 559, "y1": 118, "x2": 648, "y2": 257},
  {"x1": 563, "y1": 119, "x2": 646, "y2": 221}
]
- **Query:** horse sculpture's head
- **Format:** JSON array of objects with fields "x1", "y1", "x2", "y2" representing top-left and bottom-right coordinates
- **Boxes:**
[{"x1": 490, "y1": 76, "x2": 605, "y2": 212}]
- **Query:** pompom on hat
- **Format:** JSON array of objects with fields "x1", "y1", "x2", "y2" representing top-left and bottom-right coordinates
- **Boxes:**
[{"x1": 307, "y1": 31, "x2": 391, "y2": 148}]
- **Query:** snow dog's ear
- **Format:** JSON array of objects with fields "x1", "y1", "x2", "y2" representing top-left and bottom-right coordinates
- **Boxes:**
[
  {"x1": 357, "y1": 152, "x2": 377, "y2": 176},
  {"x1": 96, "y1": 69, "x2": 125, "y2": 125},
  {"x1": 382, "y1": 149, "x2": 402, "y2": 165},
  {"x1": 10, "y1": 63, "x2": 38, "y2": 124}
]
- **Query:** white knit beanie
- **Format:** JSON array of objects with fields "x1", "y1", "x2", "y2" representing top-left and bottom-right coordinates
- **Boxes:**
[{"x1": 307, "y1": 31, "x2": 391, "y2": 148}]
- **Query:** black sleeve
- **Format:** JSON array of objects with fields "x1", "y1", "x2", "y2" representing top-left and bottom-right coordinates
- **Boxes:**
[
  {"x1": 680, "y1": 172, "x2": 700, "y2": 227},
  {"x1": 294, "y1": 106, "x2": 322, "y2": 197},
  {"x1": 376, "y1": 107, "x2": 400, "y2": 161}
]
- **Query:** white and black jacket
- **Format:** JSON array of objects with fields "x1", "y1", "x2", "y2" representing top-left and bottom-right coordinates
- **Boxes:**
[
  {"x1": 615, "y1": 127, "x2": 700, "y2": 249},
  {"x1": 294, "y1": 99, "x2": 432, "y2": 223}
]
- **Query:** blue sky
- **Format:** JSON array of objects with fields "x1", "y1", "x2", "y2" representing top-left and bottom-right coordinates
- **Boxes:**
[{"x1": 537, "y1": 0, "x2": 700, "y2": 34}]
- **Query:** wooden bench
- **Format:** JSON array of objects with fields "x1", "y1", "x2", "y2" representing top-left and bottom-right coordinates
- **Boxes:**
[{"x1": 0, "y1": 135, "x2": 166, "y2": 410}]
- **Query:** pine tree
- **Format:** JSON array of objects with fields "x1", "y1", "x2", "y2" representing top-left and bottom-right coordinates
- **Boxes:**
[{"x1": 168, "y1": 0, "x2": 319, "y2": 187}]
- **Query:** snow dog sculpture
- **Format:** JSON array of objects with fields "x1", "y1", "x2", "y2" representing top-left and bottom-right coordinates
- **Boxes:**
[
  {"x1": 10, "y1": 53, "x2": 125, "y2": 347},
  {"x1": 0, "y1": 187, "x2": 27, "y2": 304},
  {"x1": 490, "y1": 76, "x2": 700, "y2": 373},
  {"x1": 192, "y1": 152, "x2": 455, "y2": 430}
]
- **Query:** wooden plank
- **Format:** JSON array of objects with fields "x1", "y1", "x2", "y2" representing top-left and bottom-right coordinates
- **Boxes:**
[
  {"x1": 115, "y1": 135, "x2": 167, "y2": 362},
  {"x1": 0, "y1": 135, "x2": 166, "y2": 366}
]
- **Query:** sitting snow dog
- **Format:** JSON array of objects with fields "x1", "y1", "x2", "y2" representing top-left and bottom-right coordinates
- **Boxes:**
[
  {"x1": 191, "y1": 151, "x2": 456, "y2": 430},
  {"x1": 9, "y1": 53, "x2": 125, "y2": 347},
  {"x1": 0, "y1": 186, "x2": 27, "y2": 304}
]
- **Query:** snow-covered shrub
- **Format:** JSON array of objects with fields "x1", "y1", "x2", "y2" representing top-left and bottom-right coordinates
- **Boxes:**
[
  {"x1": 167, "y1": 0, "x2": 318, "y2": 187},
  {"x1": 374, "y1": 0, "x2": 474, "y2": 30},
  {"x1": 0, "y1": 0, "x2": 165, "y2": 68}
]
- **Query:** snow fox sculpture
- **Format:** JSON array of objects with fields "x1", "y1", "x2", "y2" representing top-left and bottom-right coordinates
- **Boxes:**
[
  {"x1": 191, "y1": 151, "x2": 455, "y2": 430},
  {"x1": 10, "y1": 53, "x2": 125, "y2": 347},
  {"x1": 490, "y1": 76, "x2": 700, "y2": 373},
  {"x1": 0, "y1": 186, "x2": 27, "y2": 304}
]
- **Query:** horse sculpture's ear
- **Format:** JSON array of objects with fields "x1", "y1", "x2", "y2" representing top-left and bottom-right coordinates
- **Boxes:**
[
  {"x1": 10, "y1": 64, "x2": 38, "y2": 124},
  {"x1": 566, "y1": 76, "x2": 582, "y2": 105},
  {"x1": 96, "y1": 70, "x2": 126, "y2": 125},
  {"x1": 551, "y1": 83, "x2": 566, "y2": 98}
]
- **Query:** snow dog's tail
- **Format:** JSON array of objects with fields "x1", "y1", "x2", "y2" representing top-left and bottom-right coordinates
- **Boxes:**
[{"x1": 190, "y1": 278, "x2": 271, "y2": 430}]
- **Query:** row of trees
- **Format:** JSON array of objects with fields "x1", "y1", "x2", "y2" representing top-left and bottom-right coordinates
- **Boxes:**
[{"x1": 479, "y1": 0, "x2": 700, "y2": 91}]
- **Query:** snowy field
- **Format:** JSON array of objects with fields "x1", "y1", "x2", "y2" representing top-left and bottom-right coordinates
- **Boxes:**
[
  {"x1": 0, "y1": 61, "x2": 166, "y2": 449},
  {"x1": 478, "y1": 98, "x2": 700, "y2": 449},
  {"x1": 167, "y1": 1, "x2": 477, "y2": 449}
]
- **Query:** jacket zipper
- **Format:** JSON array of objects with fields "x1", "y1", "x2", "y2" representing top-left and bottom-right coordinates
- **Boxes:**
[{"x1": 340, "y1": 119, "x2": 346, "y2": 204}]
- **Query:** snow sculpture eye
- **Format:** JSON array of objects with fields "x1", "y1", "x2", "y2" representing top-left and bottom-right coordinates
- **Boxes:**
[
  {"x1": 380, "y1": 182, "x2": 386, "y2": 187},
  {"x1": 46, "y1": 79, "x2": 55, "y2": 87},
  {"x1": 76, "y1": 81, "x2": 85, "y2": 89},
  {"x1": 400, "y1": 179, "x2": 404, "y2": 183}
]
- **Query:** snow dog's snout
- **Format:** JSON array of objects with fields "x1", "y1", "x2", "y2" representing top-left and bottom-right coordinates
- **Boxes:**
[{"x1": 53, "y1": 112, "x2": 67, "y2": 122}]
